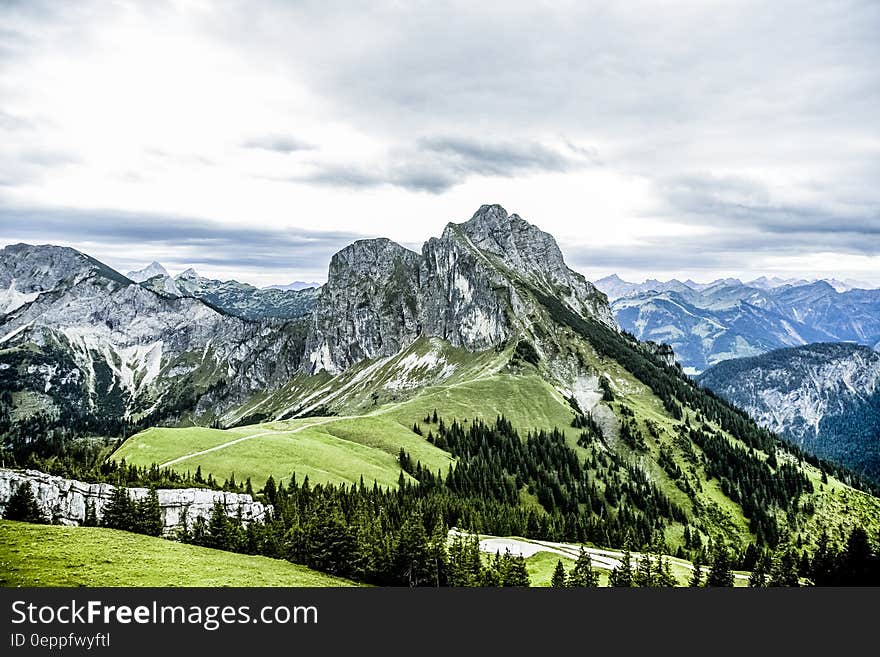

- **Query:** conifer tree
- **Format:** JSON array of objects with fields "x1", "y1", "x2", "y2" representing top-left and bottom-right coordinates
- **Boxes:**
[
  {"x1": 207, "y1": 501, "x2": 233, "y2": 551},
  {"x1": 263, "y1": 476, "x2": 278, "y2": 506},
  {"x1": 3, "y1": 481, "x2": 45, "y2": 523},
  {"x1": 568, "y1": 548, "x2": 600, "y2": 587},
  {"x1": 634, "y1": 553, "x2": 656, "y2": 587},
  {"x1": 136, "y1": 488, "x2": 163, "y2": 536},
  {"x1": 688, "y1": 561, "x2": 703, "y2": 587},
  {"x1": 551, "y1": 560, "x2": 567, "y2": 588},
  {"x1": 101, "y1": 486, "x2": 135, "y2": 531},
  {"x1": 395, "y1": 514, "x2": 432, "y2": 586},
  {"x1": 769, "y1": 548, "x2": 800, "y2": 587},
  {"x1": 706, "y1": 546, "x2": 735, "y2": 587},
  {"x1": 609, "y1": 550, "x2": 634, "y2": 587},
  {"x1": 502, "y1": 553, "x2": 530, "y2": 587},
  {"x1": 749, "y1": 554, "x2": 769, "y2": 587},
  {"x1": 83, "y1": 499, "x2": 98, "y2": 527}
]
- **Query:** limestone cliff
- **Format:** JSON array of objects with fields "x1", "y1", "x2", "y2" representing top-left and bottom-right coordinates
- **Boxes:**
[{"x1": 0, "y1": 469, "x2": 269, "y2": 536}]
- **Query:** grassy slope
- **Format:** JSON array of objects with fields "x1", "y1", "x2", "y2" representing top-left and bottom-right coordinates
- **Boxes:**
[
  {"x1": 114, "y1": 371, "x2": 570, "y2": 490},
  {"x1": 388, "y1": 373, "x2": 575, "y2": 436},
  {"x1": 114, "y1": 415, "x2": 453, "y2": 489},
  {"x1": 0, "y1": 521, "x2": 355, "y2": 587}
]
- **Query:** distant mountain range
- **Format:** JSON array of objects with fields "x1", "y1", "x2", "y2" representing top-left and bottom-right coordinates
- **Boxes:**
[
  {"x1": 596, "y1": 274, "x2": 874, "y2": 301},
  {"x1": 265, "y1": 281, "x2": 323, "y2": 291},
  {"x1": 698, "y1": 343, "x2": 880, "y2": 486},
  {"x1": 595, "y1": 275, "x2": 880, "y2": 372},
  {"x1": 125, "y1": 264, "x2": 320, "y2": 321}
]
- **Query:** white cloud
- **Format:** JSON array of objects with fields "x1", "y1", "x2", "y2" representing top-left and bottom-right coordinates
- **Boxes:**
[{"x1": 1, "y1": 0, "x2": 878, "y2": 286}]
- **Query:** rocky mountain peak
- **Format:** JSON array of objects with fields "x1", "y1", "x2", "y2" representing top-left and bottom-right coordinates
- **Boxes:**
[
  {"x1": 176, "y1": 267, "x2": 201, "y2": 281},
  {"x1": 444, "y1": 204, "x2": 572, "y2": 288},
  {"x1": 126, "y1": 261, "x2": 169, "y2": 283},
  {"x1": 304, "y1": 206, "x2": 617, "y2": 375},
  {"x1": 1, "y1": 243, "x2": 130, "y2": 306},
  {"x1": 328, "y1": 238, "x2": 420, "y2": 277},
  {"x1": 455, "y1": 203, "x2": 513, "y2": 237}
]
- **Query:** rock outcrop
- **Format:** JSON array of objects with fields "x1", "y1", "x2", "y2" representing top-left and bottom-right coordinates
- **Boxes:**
[
  {"x1": 304, "y1": 239, "x2": 422, "y2": 374},
  {"x1": 643, "y1": 341, "x2": 677, "y2": 367},
  {"x1": 304, "y1": 205, "x2": 616, "y2": 374},
  {"x1": 0, "y1": 469, "x2": 269, "y2": 535}
]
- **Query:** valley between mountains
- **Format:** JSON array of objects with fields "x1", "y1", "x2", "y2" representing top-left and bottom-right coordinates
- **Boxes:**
[{"x1": 2, "y1": 205, "x2": 879, "y2": 587}]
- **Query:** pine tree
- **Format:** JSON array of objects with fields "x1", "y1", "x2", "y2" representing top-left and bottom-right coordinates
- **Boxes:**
[
  {"x1": 634, "y1": 553, "x2": 656, "y2": 587},
  {"x1": 706, "y1": 546, "x2": 735, "y2": 587},
  {"x1": 426, "y1": 518, "x2": 448, "y2": 587},
  {"x1": 688, "y1": 561, "x2": 703, "y2": 587},
  {"x1": 448, "y1": 533, "x2": 483, "y2": 587},
  {"x1": 263, "y1": 476, "x2": 278, "y2": 506},
  {"x1": 83, "y1": 499, "x2": 98, "y2": 527},
  {"x1": 502, "y1": 553, "x2": 530, "y2": 587},
  {"x1": 136, "y1": 488, "x2": 163, "y2": 536},
  {"x1": 395, "y1": 514, "x2": 432, "y2": 587},
  {"x1": 3, "y1": 481, "x2": 46, "y2": 523},
  {"x1": 101, "y1": 486, "x2": 136, "y2": 531},
  {"x1": 656, "y1": 557, "x2": 679, "y2": 587},
  {"x1": 749, "y1": 554, "x2": 769, "y2": 587},
  {"x1": 809, "y1": 531, "x2": 834, "y2": 585},
  {"x1": 207, "y1": 501, "x2": 232, "y2": 550},
  {"x1": 568, "y1": 548, "x2": 600, "y2": 587},
  {"x1": 609, "y1": 550, "x2": 634, "y2": 587},
  {"x1": 768, "y1": 548, "x2": 800, "y2": 587},
  {"x1": 190, "y1": 516, "x2": 208, "y2": 546},
  {"x1": 841, "y1": 527, "x2": 873, "y2": 585},
  {"x1": 551, "y1": 560, "x2": 567, "y2": 588}
]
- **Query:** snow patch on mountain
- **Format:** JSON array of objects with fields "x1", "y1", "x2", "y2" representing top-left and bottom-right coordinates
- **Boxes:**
[{"x1": 1, "y1": 280, "x2": 41, "y2": 315}]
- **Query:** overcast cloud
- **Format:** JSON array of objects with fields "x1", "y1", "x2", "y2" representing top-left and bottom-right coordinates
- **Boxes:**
[{"x1": 0, "y1": 0, "x2": 878, "y2": 286}]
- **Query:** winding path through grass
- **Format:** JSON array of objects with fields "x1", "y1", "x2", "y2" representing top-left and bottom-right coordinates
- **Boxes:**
[
  {"x1": 159, "y1": 416, "x2": 352, "y2": 467},
  {"x1": 157, "y1": 402, "x2": 409, "y2": 469}
]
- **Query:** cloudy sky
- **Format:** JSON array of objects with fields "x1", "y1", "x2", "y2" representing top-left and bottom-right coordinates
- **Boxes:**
[{"x1": 1, "y1": 0, "x2": 878, "y2": 287}]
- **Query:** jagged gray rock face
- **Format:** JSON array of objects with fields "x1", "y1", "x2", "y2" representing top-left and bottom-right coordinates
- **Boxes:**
[
  {"x1": 305, "y1": 205, "x2": 617, "y2": 374},
  {"x1": 449, "y1": 205, "x2": 614, "y2": 325},
  {"x1": 1, "y1": 205, "x2": 618, "y2": 427},
  {"x1": 0, "y1": 469, "x2": 269, "y2": 535},
  {"x1": 0, "y1": 247, "x2": 308, "y2": 427},
  {"x1": 305, "y1": 239, "x2": 422, "y2": 374},
  {"x1": 420, "y1": 227, "x2": 510, "y2": 352},
  {"x1": 0, "y1": 243, "x2": 131, "y2": 314}
]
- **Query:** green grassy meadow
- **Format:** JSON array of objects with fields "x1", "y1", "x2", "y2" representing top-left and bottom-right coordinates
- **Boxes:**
[
  {"x1": 0, "y1": 521, "x2": 355, "y2": 587},
  {"x1": 114, "y1": 414, "x2": 453, "y2": 489}
]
